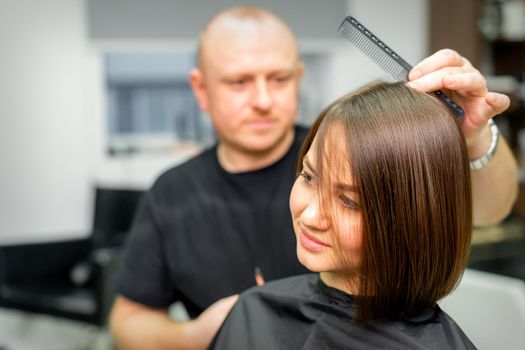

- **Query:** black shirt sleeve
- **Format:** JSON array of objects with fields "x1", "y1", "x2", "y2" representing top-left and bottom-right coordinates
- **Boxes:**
[{"x1": 114, "y1": 190, "x2": 176, "y2": 307}]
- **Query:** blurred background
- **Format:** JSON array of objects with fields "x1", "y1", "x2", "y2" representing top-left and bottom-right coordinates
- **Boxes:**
[{"x1": 1, "y1": 0, "x2": 525, "y2": 349}]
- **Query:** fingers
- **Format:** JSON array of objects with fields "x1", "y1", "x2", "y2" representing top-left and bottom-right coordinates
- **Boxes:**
[
  {"x1": 463, "y1": 92, "x2": 510, "y2": 129},
  {"x1": 409, "y1": 49, "x2": 469, "y2": 80},
  {"x1": 406, "y1": 66, "x2": 465, "y2": 91},
  {"x1": 442, "y1": 72, "x2": 487, "y2": 96},
  {"x1": 407, "y1": 49, "x2": 488, "y2": 95},
  {"x1": 407, "y1": 49, "x2": 510, "y2": 141},
  {"x1": 486, "y1": 92, "x2": 510, "y2": 116},
  {"x1": 407, "y1": 70, "x2": 487, "y2": 96},
  {"x1": 254, "y1": 267, "x2": 265, "y2": 286}
]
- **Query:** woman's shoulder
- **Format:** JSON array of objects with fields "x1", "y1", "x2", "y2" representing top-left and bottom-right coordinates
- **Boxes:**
[
  {"x1": 244, "y1": 273, "x2": 317, "y2": 296},
  {"x1": 235, "y1": 273, "x2": 319, "y2": 309}
]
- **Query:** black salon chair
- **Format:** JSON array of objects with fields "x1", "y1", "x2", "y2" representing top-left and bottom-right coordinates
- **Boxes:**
[{"x1": 0, "y1": 186, "x2": 144, "y2": 326}]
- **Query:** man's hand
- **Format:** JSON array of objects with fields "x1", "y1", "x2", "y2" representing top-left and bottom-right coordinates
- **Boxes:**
[
  {"x1": 110, "y1": 295, "x2": 238, "y2": 350},
  {"x1": 406, "y1": 49, "x2": 510, "y2": 158},
  {"x1": 255, "y1": 267, "x2": 265, "y2": 286},
  {"x1": 189, "y1": 295, "x2": 239, "y2": 349},
  {"x1": 407, "y1": 48, "x2": 518, "y2": 226}
]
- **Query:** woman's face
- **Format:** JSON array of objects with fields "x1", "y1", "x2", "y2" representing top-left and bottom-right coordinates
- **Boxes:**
[{"x1": 289, "y1": 131, "x2": 363, "y2": 274}]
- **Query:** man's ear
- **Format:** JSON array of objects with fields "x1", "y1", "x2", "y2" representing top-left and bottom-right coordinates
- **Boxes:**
[{"x1": 189, "y1": 68, "x2": 208, "y2": 112}]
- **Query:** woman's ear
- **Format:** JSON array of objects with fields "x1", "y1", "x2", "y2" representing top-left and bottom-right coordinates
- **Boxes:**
[{"x1": 189, "y1": 68, "x2": 208, "y2": 111}]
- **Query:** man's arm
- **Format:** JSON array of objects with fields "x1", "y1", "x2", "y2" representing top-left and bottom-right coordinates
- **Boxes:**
[
  {"x1": 110, "y1": 295, "x2": 238, "y2": 350},
  {"x1": 470, "y1": 134, "x2": 517, "y2": 225},
  {"x1": 407, "y1": 49, "x2": 518, "y2": 226}
]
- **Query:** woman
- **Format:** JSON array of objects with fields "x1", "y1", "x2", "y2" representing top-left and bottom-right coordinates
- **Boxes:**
[{"x1": 209, "y1": 82, "x2": 475, "y2": 349}]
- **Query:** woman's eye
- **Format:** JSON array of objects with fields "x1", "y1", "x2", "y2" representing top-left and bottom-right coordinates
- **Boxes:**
[
  {"x1": 299, "y1": 171, "x2": 314, "y2": 184},
  {"x1": 339, "y1": 195, "x2": 358, "y2": 209}
]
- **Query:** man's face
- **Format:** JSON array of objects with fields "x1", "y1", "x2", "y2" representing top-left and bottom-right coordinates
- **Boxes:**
[{"x1": 192, "y1": 27, "x2": 303, "y2": 155}]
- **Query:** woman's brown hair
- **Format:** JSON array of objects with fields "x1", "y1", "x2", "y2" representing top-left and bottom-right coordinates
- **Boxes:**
[{"x1": 297, "y1": 81, "x2": 472, "y2": 323}]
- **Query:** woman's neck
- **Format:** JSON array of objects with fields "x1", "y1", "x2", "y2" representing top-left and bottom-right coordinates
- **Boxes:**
[{"x1": 320, "y1": 271, "x2": 359, "y2": 295}]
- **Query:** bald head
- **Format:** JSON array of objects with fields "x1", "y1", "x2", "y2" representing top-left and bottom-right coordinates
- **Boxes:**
[{"x1": 197, "y1": 7, "x2": 299, "y2": 71}]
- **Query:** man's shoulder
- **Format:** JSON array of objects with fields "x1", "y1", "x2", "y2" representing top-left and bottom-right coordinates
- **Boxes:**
[
  {"x1": 149, "y1": 147, "x2": 218, "y2": 198},
  {"x1": 155, "y1": 147, "x2": 216, "y2": 183}
]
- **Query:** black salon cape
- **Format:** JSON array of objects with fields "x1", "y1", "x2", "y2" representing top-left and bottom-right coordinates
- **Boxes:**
[{"x1": 209, "y1": 274, "x2": 476, "y2": 350}]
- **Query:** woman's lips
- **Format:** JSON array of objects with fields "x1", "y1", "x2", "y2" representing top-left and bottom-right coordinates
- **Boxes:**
[{"x1": 299, "y1": 229, "x2": 331, "y2": 252}]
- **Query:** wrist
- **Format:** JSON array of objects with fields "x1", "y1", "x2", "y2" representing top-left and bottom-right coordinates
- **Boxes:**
[
  {"x1": 466, "y1": 122, "x2": 493, "y2": 159},
  {"x1": 468, "y1": 119, "x2": 500, "y2": 170}
]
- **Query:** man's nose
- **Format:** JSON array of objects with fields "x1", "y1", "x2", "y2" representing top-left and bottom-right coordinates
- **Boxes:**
[{"x1": 253, "y1": 78, "x2": 273, "y2": 112}]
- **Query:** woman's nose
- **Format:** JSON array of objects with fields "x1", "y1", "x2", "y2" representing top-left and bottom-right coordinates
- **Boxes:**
[{"x1": 300, "y1": 195, "x2": 331, "y2": 231}]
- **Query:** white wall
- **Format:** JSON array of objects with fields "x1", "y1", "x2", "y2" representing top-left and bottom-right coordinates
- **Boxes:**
[
  {"x1": 0, "y1": 0, "x2": 91, "y2": 243},
  {"x1": 327, "y1": 0, "x2": 429, "y2": 100}
]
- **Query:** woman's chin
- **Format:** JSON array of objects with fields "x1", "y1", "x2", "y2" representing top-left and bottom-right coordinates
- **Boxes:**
[{"x1": 296, "y1": 248, "x2": 329, "y2": 273}]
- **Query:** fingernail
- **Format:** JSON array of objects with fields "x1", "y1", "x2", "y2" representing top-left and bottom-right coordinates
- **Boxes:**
[
  {"x1": 486, "y1": 92, "x2": 498, "y2": 103},
  {"x1": 409, "y1": 70, "x2": 421, "y2": 80}
]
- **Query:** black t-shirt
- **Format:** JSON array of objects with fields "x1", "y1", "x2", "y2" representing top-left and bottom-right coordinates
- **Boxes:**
[
  {"x1": 115, "y1": 126, "x2": 309, "y2": 318},
  {"x1": 210, "y1": 274, "x2": 477, "y2": 350}
]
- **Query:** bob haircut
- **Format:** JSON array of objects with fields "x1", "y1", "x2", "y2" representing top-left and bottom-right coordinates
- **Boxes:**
[{"x1": 297, "y1": 81, "x2": 472, "y2": 324}]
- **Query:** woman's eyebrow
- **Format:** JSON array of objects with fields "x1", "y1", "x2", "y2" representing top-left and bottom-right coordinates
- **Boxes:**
[
  {"x1": 335, "y1": 183, "x2": 358, "y2": 193},
  {"x1": 303, "y1": 155, "x2": 316, "y2": 173}
]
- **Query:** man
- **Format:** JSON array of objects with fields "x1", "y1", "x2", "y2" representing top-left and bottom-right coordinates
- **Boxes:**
[{"x1": 110, "y1": 7, "x2": 518, "y2": 350}]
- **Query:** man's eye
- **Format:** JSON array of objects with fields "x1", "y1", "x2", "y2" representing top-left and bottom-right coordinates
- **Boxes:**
[
  {"x1": 231, "y1": 79, "x2": 246, "y2": 86},
  {"x1": 273, "y1": 75, "x2": 290, "y2": 83}
]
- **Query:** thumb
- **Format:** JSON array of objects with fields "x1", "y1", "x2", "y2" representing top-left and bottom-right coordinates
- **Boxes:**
[{"x1": 486, "y1": 92, "x2": 510, "y2": 117}]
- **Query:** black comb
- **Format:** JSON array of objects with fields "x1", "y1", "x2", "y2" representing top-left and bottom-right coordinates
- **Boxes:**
[{"x1": 338, "y1": 16, "x2": 464, "y2": 119}]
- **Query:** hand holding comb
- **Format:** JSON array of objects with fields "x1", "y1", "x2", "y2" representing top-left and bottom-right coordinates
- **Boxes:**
[{"x1": 338, "y1": 16, "x2": 464, "y2": 119}]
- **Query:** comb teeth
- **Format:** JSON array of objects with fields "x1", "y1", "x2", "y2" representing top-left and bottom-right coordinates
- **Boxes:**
[
  {"x1": 338, "y1": 16, "x2": 412, "y2": 82},
  {"x1": 337, "y1": 16, "x2": 464, "y2": 119}
]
